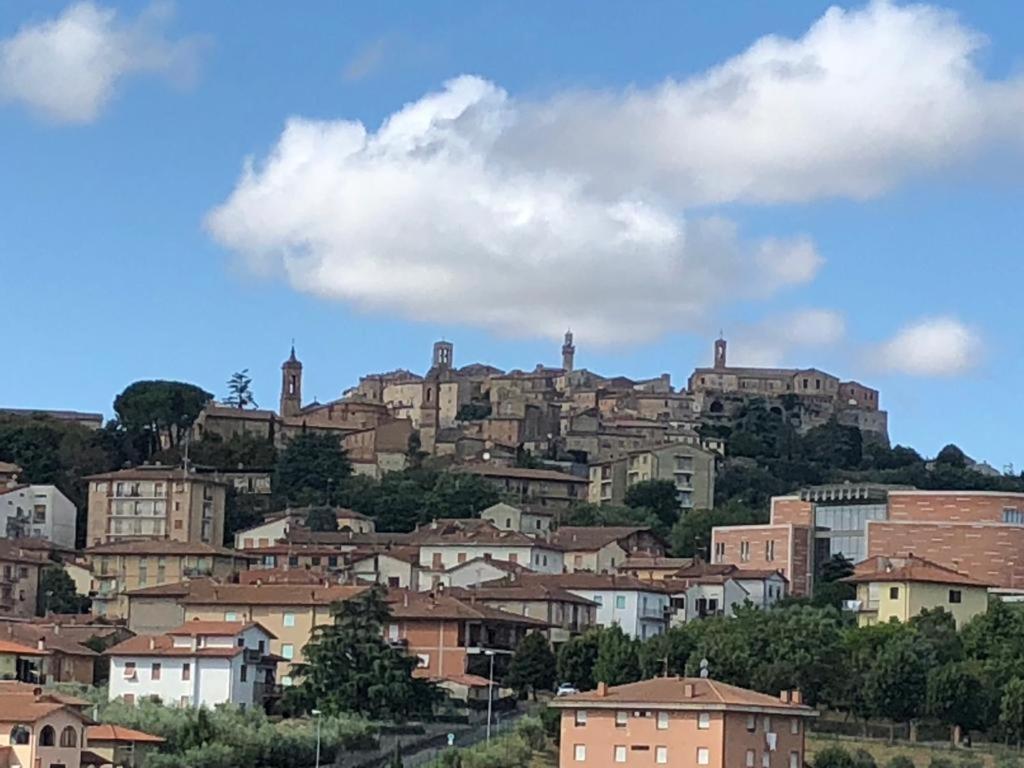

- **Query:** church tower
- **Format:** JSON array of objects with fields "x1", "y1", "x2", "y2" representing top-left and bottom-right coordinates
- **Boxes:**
[
  {"x1": 714, "y1": 337, "x2": 728, "y2": 370},
  {"x1": 280, "y1": 344, "x2": 303, "y2": 418},
  {"x1": 561, "y1": 330, "x2": 575, "y2": 371},
  {"x1": 432, "y1": 340, "x2": 453, "y2": 371}
]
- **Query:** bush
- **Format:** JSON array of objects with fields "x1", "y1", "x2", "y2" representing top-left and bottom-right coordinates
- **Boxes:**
[
  {"x1": 539, "y1": 707, "x2": 561, "y2": 741},
  {"x1": 958, "y1": 759, "x2": 984, "y2": 768},
  {"x1": 886, "y1": 756, "x2": 915, "y2": 768},
  {"x1": 814, "y1": 746, "x2": 856, "y2": 768},
  {"x1": 995, "y1": 756, "x2": 1023, "y2": 768},
  {"x1": 928, "y1": 757, "x2": 956, "y2": 768},
  {"x1": 852, "y1": 749, "x2": 878, "y2": 768}
]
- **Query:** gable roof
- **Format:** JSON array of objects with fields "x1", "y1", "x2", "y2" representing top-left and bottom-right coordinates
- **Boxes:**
[
  {"x1": 511, "y1": 572, "x2": 670, "y2": 593},
  {"x1": 167, "y1": 620, "x2": 275, "y2": 638},
  {"x1": 87, "y1": 724, "x2": 165, "y2": 744},
  {"x1": 0, "y1": 622, "x2": 99, "y2": 657},
  {"x1": 0, "y1": 691, "x2": 90, "y2": 724},
  {"x1": 845, "y1": 554, "x2": 992, "y2": 588},
  {"x1": 106, "y1": 634, "x2": 253, "y2": 659},
  {"x1": 0, "y1": 639, "x2": 49, "y2": 656},
  {"x1": 84, "y1": 540, "x2": 248, "y2": 558},
  {"x1": 444, "y1": 557, "x2": 532, "y2": 576},
  {"x1": 456, "y1": 465, "x2": 588, "y2": 483},
  {"x1": 447, "y1": 585, "x2": 597, "y2": 606},
  {"x1": 128, "y1": 579, "x2": 368, "y2": 607},
  {"x1": 409, "y1": 519, "x2": 561, "y2": 548},
  {"x1": 550, "y1": 526, "x2": 651, "y2": 551},
  {"x1": 386, "y1": 591, "x2": 549, "y2": 627}
]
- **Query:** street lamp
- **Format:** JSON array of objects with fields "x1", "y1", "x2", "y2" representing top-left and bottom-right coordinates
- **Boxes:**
[
  {"x1": 311, "y1": 709, "x2": 322, "y2": 768},
  {"x1": 485, "y1": 651, "x2": 496, "y2": 743}
]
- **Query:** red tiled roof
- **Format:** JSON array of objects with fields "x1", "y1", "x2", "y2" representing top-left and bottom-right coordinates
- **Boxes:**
[
  {"x1": 87, "y1": 724, "x2": 165, "y2": 743},
  {"x1": 386, "y1": 591, "x2": 549, "y2": 627},
  {"x1": 456, "y1": 465, "x2": 588, "y2": 483},
  {"x1": 128, "y1": 578, "x2": 368, "y2": 606},
  {"x1": 846, "y1": 554, "x2": 992, "y2": 587},
  {"x1": 0, "y1": 639, "x2": 49, "y2": 656},
  {"x1": 550, "y1": 526, "x2": 653, "y2": 551},
  {"x1": 167, "y1": 620, "x2": 275, "y2": 639},
  {"x1": 0, "y1": 691, "x2": 90, "y2": 724},
  {"x1": 447, "y1": 585, "x2": 597, "y2": 606},
  {"x1": 84, "y1": 540, "x2": 249, "y2": 558},
  {"x1": 509, "y1": 572, "x2": 671, "y2": 593},
  {"x1": 106, "y1": 634, "x2": 246, "y2": 658}
]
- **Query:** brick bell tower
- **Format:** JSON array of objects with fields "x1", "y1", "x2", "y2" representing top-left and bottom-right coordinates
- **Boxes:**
[{"x1": 280, "y1": 343, "x2": 303, "y2": 418}]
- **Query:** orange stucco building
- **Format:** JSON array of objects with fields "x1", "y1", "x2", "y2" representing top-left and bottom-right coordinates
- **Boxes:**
[{"x1": 552, "y1": 677, "x2": 816, "y2": 768}]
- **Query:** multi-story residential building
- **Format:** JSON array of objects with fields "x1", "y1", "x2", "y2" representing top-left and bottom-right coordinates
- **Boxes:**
[
  {"x1": 455, "y1": 465, "x2": 588, "y2": 510},
  {"x1": 0, "y1": 541, "x2": 51, "y2": 618},
  {"x1": 845, "y1": 555, "x2": 990, "y2": 629},
  {"x1": 588, "y1": 442, "x2": 716, "y2": 511},
  {"x1": 0, "y1": 484, "x2": 77, "y2": 548},
  {"x1": 233, "y1": 507, "x2": 376, "y2": 549},
  {"x1": 124, "y1": 580, "x2": 367, "y2": 685},
  {"x1": 0, "y1": 686, "x2": 93, "y2": 768},
  {"x1": 349, "y1": 548, "x2": 422, "y2": 590},
  {"x1": 479, "y1": 502, "x2": 553, "y2": 536},
  {"x1": 86, "y1": 466, "x2": 226, "y2": 546},
  {"x1": 663, "y1": 564, "x2": 788, "y2": 624},
  {"x1": 107, "y1": 621, "x2": 279, "y2": 709},
  {"x1": 411, "y1": 519, "x2": 564, "y2": 577},
  {"x1": 551, "y1": 677, "x2": 816, "y2": 768},
  {"x1": 551, "y1": 527, "x2": 665, "y2": 574},
  {"x1": 0, "y1": 622, "x2": 104, "y2": 685},
  {"x1": 446, "y1": 584, "x2": 597, "y2": 644},
  {"x1": 712, "y1": 485, "x2": 1024, "y2": 595},
  {"x1": 442, "y1": 557, "x2": 528, "y2": 590},
  {"x1": 84, "y1": 540, "x2": 253, "y2": 619}
]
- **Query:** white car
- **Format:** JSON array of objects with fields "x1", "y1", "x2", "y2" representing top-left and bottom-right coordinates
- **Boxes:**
[{"x1": 556, "y1": 683, "x2": 579, "y2": 697}]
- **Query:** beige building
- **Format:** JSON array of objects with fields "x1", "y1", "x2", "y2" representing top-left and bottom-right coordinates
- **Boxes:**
[
  {"x1": 551, "y1": 527, "x2": 665, "y2": 574},
  {"x1": 84, "y1": 540, "x2": 252, "y2": 619},
  {"x1": 479, "y1": 502, "x2": 553, "y2": 535},
  {"x1": 0, "y1": 687, "x2": 92, "y2": 768},
  {"x1": 845, "y1": 554, "x2": 991, "y2": 629},
  {"x1": 588, "y1": 442, "x2": 716, "y2": 511},
  {"x1": 86, "y1": 466, "x2": 226, "y2": 547},
  {"x1": 0, "y1": 541, "x2": 50, "y2": 618}
]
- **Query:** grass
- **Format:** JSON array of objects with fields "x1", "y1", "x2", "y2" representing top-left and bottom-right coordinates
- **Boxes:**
[{"x1": 808, "y1": 733, "x2": 1024, "y2": 768}]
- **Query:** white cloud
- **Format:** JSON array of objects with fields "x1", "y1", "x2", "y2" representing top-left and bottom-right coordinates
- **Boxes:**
[
  {"x1": 726, "y1": 309, "x2": 846, "y2": 367},
  {"x1": 0, "y1": 2, "x2": 202, "y2": 123},
  {"x1": 209, "y1": 1, "x2": 1020, "y2": 342},
  {"x1": 877, "y1": 317, "x2": 980, "y2": 376}
]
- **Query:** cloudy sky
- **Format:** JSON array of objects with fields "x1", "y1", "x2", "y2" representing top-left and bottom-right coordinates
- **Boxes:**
[{"x1": 2, "y1": 1, "x2": 1022, "y2": 467}]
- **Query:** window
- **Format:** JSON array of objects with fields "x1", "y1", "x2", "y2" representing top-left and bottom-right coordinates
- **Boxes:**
[
  {"x1": 174, "y1": 519, "x2": 183, "y2": 529},
  {"x1": 240, "y1": 664, "x2": 248, "y2": 682},
  {"x1": 747, "y1": 750, "x2": 756, "y2": 768},
  {"x1": 889, "y1": 586, "x2": 899, "y2": 600},
  {"x1": 182, "y1": 663, "x2": 191, "y2": 681},
  {"x1": 791, "y1": 718, "x2": 800, "y2": 735},
  {"x1": 40, "y1": 725, "x2": 56, "y2": 746},
  {"x1": 616, "y1": 711, "x2": 628, "y2": 727},
  {"x1": 282, "y1": 644, "x2": 294, "y2": 660},
  {"x1": 9, "y1": 726, "x2": 29, "y2": 745},
  {"x1": 123, "y1": 662, "x2": 136, "y2": 679},
  {"x1": 614, "y1": 746, "x2": 627, "y2": 763},
  {"x1": 225, "y1": 612, "x2": 238, "y2": 622},
  {"x1": 698, "y1": 712, "x2": 710, "y2": 729},
  {"x1": 714, "y1": 542, "x2": 725, "y2": 561},
  {"x1": 60, "y1": 726, "x2": 77, "y2": 747},
  {"x1": 288, "y1": 556, "x2": 299, "y2": 567},
  {"x1": 457, "y1": 552, "x2": 467, "y2": 564},
  {"x1": 124, "y1": 694, "x2": 135, "y2": 706},
  {"x1": 765, "y1": 540, "x2": 775, "y2": 562},
  {"x1": 328, "y1": 556, "x2": 338, "y2": 567},
  {"x1": 697, "y1": 747, "x2": 710, "y2": 765},
  {"x1": 508, "y1": 553, "x2": 518, "y2": 564},
  {"x1": 740, "y1": 541, "x2": 750, "y2": 562},
  {"x1": 790, "y1": 752, "x2": 801, "y2": 768},
  {"x1": 949, "y1": 590, "x2": 962, "y2": 604},
  {"x1": 763, "y1": 716, "x2": 771, "y2": 732},
  {"x1": 656, "y1": 746, "x2": 669, "y2": 764},
  {"x1": 574, "y1": 745, "x2": 586, "y2": 762},
  {"x1": 180, "y1": 695, "x2": 190, "y2": 707},
  {"x1": 151, "y1": 663, "x2": 161, "y2": 680},
  {"x1": 764, "y1": 754, "x2": 772, "y2": 768},
  {"x1": 615, "y1": 595, "x2": 626, "y2": 610},
  {"x1": 283, "y1": 612, "x2": 296, "y2": 627},
  {"x1": 746, "y1": 714, "x2": 757, "y2": 732},
  {"x1": 1003, "y1": 507, "x2": 1024, "y2": 525},
  {"x1": 593, "y1": 595, "x2": 603, "y2": 606},
  {"x1": 575, "y1": 710, "x2": 587, "y2": 726},
  {"x1": 388, "y1": 576, "x2": 400, "y2": 588},
  {"x1": 657, "y1": 711, "x2": 669, "y2": 730}
]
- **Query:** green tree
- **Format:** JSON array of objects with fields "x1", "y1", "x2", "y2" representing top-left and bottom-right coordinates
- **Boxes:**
[
  {"x1": 291, "y1": 587, "x2": 440, "y2": 720},
  {"x1": 305, "y1": 507, "x2": 339, "y2": 532},
  {"x1": 814, "y1": 746, "x2": 856, "y2": 768},
  {"x1": 563, "y1": 503, "x2": 661, "y2": 530},
  {"x1": 812, "y1": 554, "x2": 855, "y2": 609},
  {"x1": 225, "y1": 370, "x2": 258, "y2": 409},
  {"x1": 113, "y1": 380, "x2": 212, "y2": 457},
  {"x1": 909, "y1": 608, "x2": 963, "y2": 665},
  {"x1": 624, "y1": 479, "x2": 681, "y2": 530},
  {"x1": 638, "y1": 626, "x2": 695, "y2": 679},
  {"x1": 190, "y1": 432, "x2": 277, "y2": 469},
  {"x1": 505, "y1": 632, "x2": 556, "y2": 699},
  {"x1": 863, "y1": 632, "x2": 929, "y2": 738},
  {"x1": 670, "y1": 501, "x2": 767, "y2": 559},
  {"x1": 39, "y1": 565, "x2": 90, "y2": 614},
  {"x1": 274, "y1": 432, "x2": 352, "y2": 507},
  {"x1": 999, "y1": 677, "x2": 1024, "y2": 748},
  {"x1": 926, "y1": 662, "x2": 993, "y2": 741},
  {"x1": 593, "y1": 626, "x2": 640, "y2": 687},
  {"x1": 935, "y1": 444, "x2": 968, "y2": 469},
  {"x1": 557, "y1": 631, "x2": 600, "y2": 691}
]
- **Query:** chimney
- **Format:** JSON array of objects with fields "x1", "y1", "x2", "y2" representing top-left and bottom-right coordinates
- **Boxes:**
[
  {"x1": 33, "y1": 687, "x2": 42, "y2": 700},
  {"x1": 53, "y1": 625, "x2": 60, "y2": 636},
  {"x1": 36, "y1": 638, "x2": 45, "y2": 652},
  {"x1": 780, "y1": 690, "x2": 791, "y2": 704},
  {"x1": 149, "y1": 637, "x2": 156, "y2": 650},
  {"x1": 596, "y1": 682, "x2": 608, "y2": 697},
  {"x1": 792, "y1": 690, "x2": 802, "y2": 705},
  {"x1": 683, "y1": 683, "x2": 694, "y2": 698},
  {"x1": 403, "y1": 592, "x2": 409, "y2": 608}
]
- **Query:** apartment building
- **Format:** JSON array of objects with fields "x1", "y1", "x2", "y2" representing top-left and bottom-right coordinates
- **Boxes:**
[
  {"x1": 234, "y1": 507, "x2": 376, "y2": 549},
  {"x1": 588, "y1": 442, "x2": 716, "y2": 511},
  {"x1": 0, "y1": 541, "x2": 51, "y2": 618},
  {"x1": 0, "y1": 485, "x2": 77, "y2": 548},
  {"x1": 86, "y1": 466, "x2": 226, "y2": 546},
  {"x1": 712, "y1": 485, "x2": 1024, "y2": 595},
  {"x1": 84, "y1": 540, "x2": 252, "y2": 619},
  {"x1": 456, "y1": 465, "x2": 588, "y2": 510},
  {"x1": 107, "y1": 621, "x2": 279, "y2": 709},
  {"x1": 551, "y1": 677, "x2": 816, "y2": 768},
  {"x1": 446, "y1": 584, "x2": 598, "y2": 644},
  {"x1": 411, "y1": 519, "x2": 564, "y2": 576},
  {"x1": 480, "y1": 502, "x2": 554, "y2": 536},
  {"x1": 552, "y1": 527, "x2": 665, "y2": 574},
  {"x1": 0, "y1": 687, "x2": 92, "y2": 768}
]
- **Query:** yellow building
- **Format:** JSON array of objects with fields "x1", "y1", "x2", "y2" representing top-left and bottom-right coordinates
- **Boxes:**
[{"x1": 846, "y1": 554, "x2": 991, "y2": 629}]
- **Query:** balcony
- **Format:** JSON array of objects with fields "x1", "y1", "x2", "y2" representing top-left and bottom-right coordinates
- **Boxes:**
[{"x1": 183, "y1": 567, "x2": 213, "y2": 578}]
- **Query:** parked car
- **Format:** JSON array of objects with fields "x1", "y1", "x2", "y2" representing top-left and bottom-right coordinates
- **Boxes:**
[{"x1": 556, "y1": 683, "x2": 579, "y2": 697}]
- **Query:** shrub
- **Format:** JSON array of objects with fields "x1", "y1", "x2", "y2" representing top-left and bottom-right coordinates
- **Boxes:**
[
  {"x1": 886, "y1": 755, "x2": 916, "y2": 768},
  {"x1": 852, "y1": 749, "x2": 878, "y2": 768},
  {"x1": 928, "y1": 757, "x2": 956, "y2": 768},
  {"x1": 995, "y1": 755, "x2": 1023, "y2": 768},
  {"x1": 814, "y1": 746, "x2": 857, "y2": 768}
]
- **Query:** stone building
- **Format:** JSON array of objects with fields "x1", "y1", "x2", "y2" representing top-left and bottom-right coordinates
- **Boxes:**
[{"x1": 588, "y1": 441, "x2": 717, "y2": 511}]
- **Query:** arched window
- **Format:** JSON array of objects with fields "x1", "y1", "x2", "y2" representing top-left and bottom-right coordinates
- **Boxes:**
[
  {"x1": 10, "y1": 725, "x2": 30, "y2": 745},
  {"x1": 39, "y1": 725, "x2": 56, "y2": 746},
  {"x1": 60, "y1": 726, "x2": 78, "y2": 747}
]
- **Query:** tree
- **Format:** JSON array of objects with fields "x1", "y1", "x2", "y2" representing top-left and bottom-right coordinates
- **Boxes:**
[
  {"x1": 563, "y1": 503, "x2": 660, "y2": 531},
  {"x1": 291, "y1": 587, "x2": 440, "y2": 720},
  {"x1": 388, "y1": 742, "x2": 404, "y2": 768},
  {"x1": 814, "y1": 746, "x2": 856, "y2": 768},
  {"x1": 557, "y1": 631, "x2": 600, "y2": 691},
  {"x1": 935, "y1": 444, "x2": 968, "y2": 469},
  {"x1": 638, "y1": 626, "x2": 695, "y2": 679},
  {"x1": 39, "y1": 566, "x2": 90, "y2": 614},
  {"x1": 274, "y1": 432, "x2": 352, "y2": 507},
  {"x1": 812, "y1": 554, "x2": 855, "y2": 609},
  {"x1": 863, "y1": 632, "x2": 929, "y2": 739},
  {"x1": 999, "y1": 677, "x2": 1024, "y2": 748},
  {"x1": 113, "y1": 380, "x2": 212, "y2": 457},
  {"x1": 927, "y1": 662, "x2": 993, "y2": 742},
  {"x1": 909, "y1": 608, "x2": 963, "y2": 666},
  {"x1": 625, "y1": 479, "x2": 681, "y2": 530},
  {"x1": 505, "y1": 632, "x2": 556, "y2": 699},
  {"x1": 593, "y1": 626, "x2": 640, "y2": 687},
  {"x1": 305, "y1": 507, "x2": 339, "y2": 532},
  {"x1": 225, "y1": 370, "x2": 258, "y2": 409},
  {"x1": 669, "y1": 501, "x2": 766, "y2": 559}
]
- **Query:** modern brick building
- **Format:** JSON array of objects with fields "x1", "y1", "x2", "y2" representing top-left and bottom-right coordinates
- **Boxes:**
[{"x1": 711, "y1": 485, "x2": 1024, "y2": 595}]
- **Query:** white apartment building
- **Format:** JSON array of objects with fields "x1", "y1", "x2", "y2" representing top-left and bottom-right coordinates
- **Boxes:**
[
  {"x1": 107, "y1": 621, "x2": 278, "y2": 709},
  {"x1": 0, "y1": 485, "x2": 77, "y2": 548}
]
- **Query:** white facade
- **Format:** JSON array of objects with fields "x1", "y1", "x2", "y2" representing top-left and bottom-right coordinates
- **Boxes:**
[
  {"x1": 234, "y1": 518, "x2": 289, "y2": 549},
  {"x1": 442, "y1": 559, "x2": 519, "y2": 590},
  {"x1": 562, "y1": 586, "x2": 669, "y2": 640},
  {"x1": 677, "y1": 574, "x2": 788, "y2": 623},
  {"x1": 108, "y1": 624, "x2": 274, "y2": 709},
  {"x1": 351, "y1": 553, "x2": 419, "y2": 590},
  {"x1": 481, "y1": 503, "x2": 552, "y2": 536},
  {"x1": 0, "y1": 485, "x2": 77, "y2": 548},
  {"x1": 418, "y1": 543, "x2": 564, "y2": 574}
]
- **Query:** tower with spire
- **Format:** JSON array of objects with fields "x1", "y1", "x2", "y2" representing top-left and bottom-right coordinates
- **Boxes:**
[
  {"x1": 562, "y1": 330, "x2": 575, "y2": 371},
  {"x1": 280, "y1": 343, "x2": 303, "y2": 418}
]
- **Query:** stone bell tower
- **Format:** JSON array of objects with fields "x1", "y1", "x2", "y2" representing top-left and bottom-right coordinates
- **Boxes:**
[
  {"x1": 280, "y1": 344, "x2": 303, "y2": 418},
  {"x1": 561, "y1": 330, "x2": 576, "y2": 371}
]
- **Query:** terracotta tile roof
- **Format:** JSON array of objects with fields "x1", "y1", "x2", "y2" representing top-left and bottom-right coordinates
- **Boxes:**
[
  {"x1": 427, "y1": 672, "x2": 494, "y2": 688},
  {"x1": 445, "y1": 557, "x2": 532, "y2": 576},
  {"x1": 447, "y1": 585, "x2": 597, "y2": 606},
  {"x1": 456, "y1": 465, "x2": 589, "y2": 483},
  {"x1": 549, "y1": 677, "x2": 817, "y2": 715},
  {"x1": 286, "y1": 530, "x2": 412, "y2": 547},
  {"x1": 0, "y1": 682, "x2": 90, "y2": 707},
  {"x1": 238, "y1": 569, "x2": 335, "y2": 585},
  {"x1": 0, "y1": 691, "x2": 90, "y2": 723},
  {"x1": 510, "y1": 572, "x2": 671, "y2": 593},
  {"x1": 845, "y1": 554, "x2": 993, "y2": 587},
  {"x1": 386, "y1": 591, "x2": 549, "y2": 627},
  {"x1": 87, "y1": 724, "x2": 165, "y2": 743},
  {"x1": 85, "y1": 540, "x2": 250, "y2": 558},
  {"x1": 410, "y1": 520, "x2": 560, "y2": 548},
  {"x1": 106, "y1": 634, "x2": 250, "y2": 658},
  {"x1": 550, "y1": 526, "x2": 652, "y2": 551},
  {"x1": 620, "y1": 556, "x2": 694, "y2": 571},
  {"x1": 0, "y1": 541, "x2": 52, "y2": 565},
  {"x1": 350, "y1": 546, "x2": 421, "y2": 565},
  {"x1": 128, "y1": 578, "x2": 368, "y2": 606},
  {"x1": 85, "y1": 466, "x2": 226, "y2": 483},
  {"x1": 167, "y1": 620, "x2": 276, "y2": 639},
  {"x1": 0, "y1": 622, "x2": 99, "y2": 657},
  {"x1": 0, "y1": 639, "x2": 49, "y2": 656}
]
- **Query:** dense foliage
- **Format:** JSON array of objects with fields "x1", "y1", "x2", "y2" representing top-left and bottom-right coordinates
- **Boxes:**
[
  {"x1": 273, "y1": 431, "x2": 353, "y2": 507},
  {"x1": 504, "y1": 632, "x2": 556, "y2": 699},
  {"x1": 113, "y1": 380, "x2": 213, "y2": 458},
  {"x1": 39, "y1": 565, "x2": 90, "y2": 614},
  {"x1": 435, "y1": 716, "x2": 546, "y2": 768}
]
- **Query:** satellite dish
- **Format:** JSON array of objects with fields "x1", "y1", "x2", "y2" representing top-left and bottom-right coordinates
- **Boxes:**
[{"x1": 699, "y1": 658, "x2": 710, "y2": 679}]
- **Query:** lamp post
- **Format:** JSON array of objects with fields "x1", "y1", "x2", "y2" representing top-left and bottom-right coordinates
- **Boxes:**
[
  {"x1": 485, "y1": 650, "x2": 496, "y2": 743},
  {"x1": 312, "y1": 709, "x2": 322, "y2": 768}
]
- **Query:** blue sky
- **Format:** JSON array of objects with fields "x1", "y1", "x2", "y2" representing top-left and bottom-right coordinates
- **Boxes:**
[{"x1": 1, "y1": 1, "x2": 1022, "y2": 469}]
